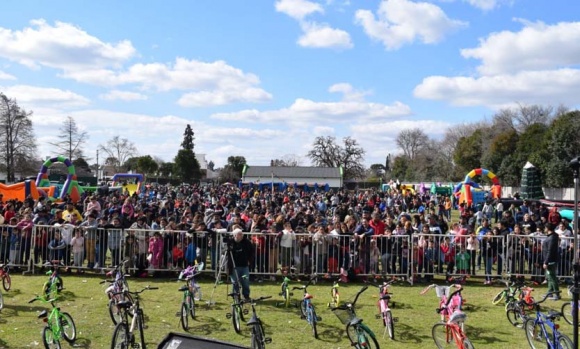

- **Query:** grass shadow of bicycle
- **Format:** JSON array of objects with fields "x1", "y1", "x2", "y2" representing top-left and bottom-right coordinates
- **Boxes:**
[
  {"x1": 394, "y1": 323, "x2": 429, "y2": 344},
  {"x1": 1, "y1": 303, "x2": 46, "y2": 317},
  {"x1": 181, "y1": 315, "x2": 225, "y2": 336},
  {"x1": 315, "y1": 323, "x2": 346, "y2": 344},
  {"x1": 465, "y1": 326, "x2": 509, "y2": 345},
  {"x1": 71, "y1": 337, "x2": 92, "y2": 348}
]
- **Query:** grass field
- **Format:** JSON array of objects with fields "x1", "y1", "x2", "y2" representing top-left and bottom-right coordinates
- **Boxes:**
[{"x1": 0, "y1": 272, "x2": 572, "y2": 349}]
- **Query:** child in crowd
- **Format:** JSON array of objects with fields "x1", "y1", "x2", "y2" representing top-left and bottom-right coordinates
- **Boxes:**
[
  {"x1": 70, "y1": 229, "x2": 85, "y2": 273},
  {"x1": 185, "y1": 236, "x2": 197, "y2": 266},
  {"x1": 455, "y1": 245, "x2": 471, "y2": 275},
  {"x1": 173, "y1": 241, "x2": 185, "y2": 269}
]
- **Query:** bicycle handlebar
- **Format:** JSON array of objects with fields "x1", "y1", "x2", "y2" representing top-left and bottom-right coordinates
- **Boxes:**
[
  {"x1": 444, "y1": 288, "x2": 463, "y2": 308},
  {"x1": 535, "y1": 291, "x2": 561, "y2": 305},
  {"x1": 243, "y1": 295, "x2": 272, "y2": 304},
  {"x1": 113, "y1": 285, "x2": 158, "y2": 296},
  {"x1": 350, "y1": 286, "x2": 368, "y2": 307},
  {"x1": 292, "y1": 276, "x2": 316, "y2": 291}
]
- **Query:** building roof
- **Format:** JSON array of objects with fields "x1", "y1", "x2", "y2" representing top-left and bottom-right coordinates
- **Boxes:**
[{"x1": 244, "y1": 166, "x2": 341, "y2": 179}]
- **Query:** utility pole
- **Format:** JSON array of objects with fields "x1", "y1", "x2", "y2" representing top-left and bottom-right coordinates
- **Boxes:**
[{"x1": 96, "y1": 149, "x2": 99, "y2": 181}]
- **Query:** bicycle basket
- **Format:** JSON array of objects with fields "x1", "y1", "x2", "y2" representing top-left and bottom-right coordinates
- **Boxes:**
[
  {"x1": 331, "y1": 305, "x2": 355, "y2": 325},
  {"x1": 435, "y1": 286, "x2": 449, "y2": 299},
  {"x1": 448, "y1": 311, "x2": 467, "y2": 324}
]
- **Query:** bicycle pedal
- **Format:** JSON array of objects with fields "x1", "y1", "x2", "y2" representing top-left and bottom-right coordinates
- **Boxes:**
[
  {"x1": 300, "y1": 315, "x2": 306, "y2": 320},
  {"x1": 393, "y1": 317, "x2": 399, "y2": 322},
  {"x1": 264, "y1": 337, "x2": 272, "y2": 344},
  {"x1": 175, "y1": 312, "x2": 181, "y2": 317},
  {"x1": 278, "y1": 292, "x2": 283, "y2": 296},
  {"x1": 243, "y1": 309, "x2": 249, "y2": 315},
  {"x1": 131, "y1": 344, "x2": 141, "y2": 349},
  {"x1": 316, "y1": 316, "x2": 322, "y2": 321},
  {"x1": 226, "y1": 313, "x2": 232, "y2": 319},
  {"x1": 375, "y1": 314, "x2": 381, "y2": 319},
  {"x1": 289, "y1": 293, "x2": 294, "y2": 296}
]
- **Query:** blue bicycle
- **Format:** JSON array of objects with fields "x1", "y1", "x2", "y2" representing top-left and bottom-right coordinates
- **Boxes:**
[
  {"x1": 293, "y1": 277, "x2": 320, "y2": 339},
  {"x1": 524, "y1": 291, "x2": 573, "y2": 349}
]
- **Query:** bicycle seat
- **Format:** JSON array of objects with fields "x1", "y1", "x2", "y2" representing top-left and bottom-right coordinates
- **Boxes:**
[
  {"x1": 179, "y1": 285, "x2": 188, "y2": 292},
  {"x1": 246, "y1": 314, "x2": 260, "y2": 326},
  {"x1": 117, "y1": 300, "x2": 133, "y2": 309},
  {"x1": 381, "y1": 294, "x2": 391, "y2": 300},
  {"x1": 547, "y1": 310, "x2": 562, "y2": 321},
  {"x1": 38, "y1": 310, "x2": 48, "y2": 318},
  {"x1": 304, "y1": 293, "x2": 314, "y2": 300}
]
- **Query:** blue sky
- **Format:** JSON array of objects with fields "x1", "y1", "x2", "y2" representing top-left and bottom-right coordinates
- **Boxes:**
[{"x1": 1, "y1": 0, "x2": 579, "y2": 168}]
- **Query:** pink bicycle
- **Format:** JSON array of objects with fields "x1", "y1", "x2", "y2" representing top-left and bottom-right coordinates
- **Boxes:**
[{"x1": 368, "y1": 279, "x2": 397, "y2": 340}]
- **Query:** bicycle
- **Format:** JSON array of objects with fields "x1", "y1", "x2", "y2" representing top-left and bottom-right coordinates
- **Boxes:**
[
  {"x1": 42, "y1": 260, "x2": 64, "y2": 300},
  {"x1": 560, "y1": 285, "x2": 578, "y2": 326},
  {"x1": 177, "y1": 263, "x2": 203, "y2": 331},
  {"x1": 524, "y1": 291, "x2": 573, "y2": 349},
  {"x1": 111, "y1": 285, "x2": 158, "y2": 349},
  {"x1": 327, "y1": 278, "x2": 340, "y2": 308},
  {"x1": 368, "y1": 279, "x2": 397, "y2": 340},
  {"x1": 505, "y1": 285, "x2": 536, "y2": 329},
  {"x1": 29, "y1": 295, "x2": 77, "y2": 349},
  {"x1": 101, "y1": 260, "x2": 133, "y2": 325},
  {"x1": 277, "y1": 276, "x2": 295, "y2": 308},
  {"x1": 225, "y1": 275, "x2": 247, "y2": 334},
  {"x1": 492, "y1": 277, "x2": 525, "y2": 309},
  {"x1": 0, "y1": 263, "x2": 11, "y2": 291},
  {"x1": 244, "y1": 296, "x2": 273, "y2": 349},
  {"x1": 331, "y1": 285, "x2": 380, "y2": 348},
  {"x1": 292, "y1": 276, "x2": 321, "y2": 339},
  {"x1": 421, "y1": 284, "x2": 465, "y2": 325},
  {"x1": 430, "y1": 287, "x2": 474, "y2": 349}
]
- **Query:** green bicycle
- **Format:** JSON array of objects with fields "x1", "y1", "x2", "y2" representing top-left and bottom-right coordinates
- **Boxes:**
[
  {"x1": 42, "y1": 261, "x2": 64, "y2": 301},
  {"x1": 331, "y1": 286, "x2": 380, "y2": 349},
  {"x1": 277, "y1": 276, "x2": 295, "y2": 308},
  {"x1": 29, "y1": 295, "x2": 77, "y2": 349}
]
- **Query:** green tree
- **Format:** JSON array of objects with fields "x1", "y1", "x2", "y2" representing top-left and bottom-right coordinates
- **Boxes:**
[
  {"x1": 223, "y1": 156, "x2": 247, "y2": 180},
  {"x1": 390, "y1": 155, "x2": 410, "y2": 181},
  {"x1": 453, "y1": 129, "x2": 484, "y2": 174},
  {"x1": 0, "y1": 93, "x2": 37, "y2": 182},
  {"x1": 137, "y1": 155, "x2": 159, "y2": 176},
  {"x1": 173, "y1": 124, "x2": 201, "y2": 183},
  {"x1": 159, "y1": 162, "x2": 174, "y2": 178},
  {"x1": 72, "y1": 158, "x2": 91, "y2": 173}
]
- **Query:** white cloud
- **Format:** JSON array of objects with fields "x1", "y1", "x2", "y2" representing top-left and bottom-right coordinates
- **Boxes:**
[
  {"x1": 461, "y1": 20, "x2": 580, "y2": 75},
  {"x1": 0, "y1": 85, "x2": 90, "y2": 107},
  {"x1": 275, "y1": 0, "x2": 324, "y2": 20},
  {"x1": 413, "y1": 69, "x2": 580, "y2": 108},
  {"x1": 328, "y1": 83, "x2": 371, "y2": 101},
  {"x1": 0, "y1": 19, "x2": 136, "y2": 71},
  {"x1": 63, "y1": 58, "x2": 272, "y2": 107},
  {"x1": 99, "y1": 90, "x2": 148, "y2": 101},
  {"x1": 313, "y1": 126, "x2": 335, "y2": 135},
  {"x1": 355, "y1": 0, "x2": 467, "y2": 50},
  {"x1": 463, "y1": 0, "x2": 512, "y2": 11},
  {"x1": 0, "y1": 70, "x2": 16, "y2": 80},
  {"x1": 211, "y1": 84, "x2": 411, "y2": 124},
  {"x1": 298, "y1": 22, "x2": 353, "y2": 49}
]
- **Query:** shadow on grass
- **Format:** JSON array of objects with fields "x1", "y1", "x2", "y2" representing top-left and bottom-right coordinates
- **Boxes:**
[
  {"x1": 72, "y1": 337, "x2": 92, "y2": 348},
  {"x1": 315, "y1": 322, "x2": 346, "y2": 343},
  {"x1": 1, "y1": 303, "x2": 47, "y2": 316},
  {"x1": 465, "y1": 325, "x2": 509, "y2": 345},
  {"x1": 181, "y1": 315, "x2": 225, "y2": 336},
  {"x1": 394, "y1": 323, "x2": 429, "y2": 344}
]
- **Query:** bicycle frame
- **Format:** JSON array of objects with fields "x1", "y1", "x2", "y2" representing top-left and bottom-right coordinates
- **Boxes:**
[
  {"x1": 46, "y1": 305, "x2": 64, "y2": 338},
  {"x1": 328, "y1": 279, "x2": 340, "y2": 308},
  {"x1": 444, "y1": 322, "x2": 467, "y2": 348},
  {"x1": 527, "y1": 293, "x2": 569, "y2": 349}
]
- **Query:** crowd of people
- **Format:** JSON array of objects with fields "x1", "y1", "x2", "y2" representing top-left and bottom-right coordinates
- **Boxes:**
[{"x1": 0, "y1": 182, "x2": 575, "y2": 296}]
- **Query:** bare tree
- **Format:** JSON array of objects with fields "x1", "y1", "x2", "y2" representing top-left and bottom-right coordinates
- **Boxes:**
[
  {"x1": 395, "y1": 128, "x2": 428, "y2": 161},
  {"x1": 307, "y1": 136, "x2": 365, "y2": 180},
  {"x1": 271, "y1": 154, "x2": 302, "y2": 167},
  {"x1": 0, "y1": 93, "x2": 37, "y2": 182},
  {"x1": 98, "y1": 136, "x2": 137, "y2": 173},
  {"x1": 48, "y1": 116, "x2": 88, "y2": 161}
]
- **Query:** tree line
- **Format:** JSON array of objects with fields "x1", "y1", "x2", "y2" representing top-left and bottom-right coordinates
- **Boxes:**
[{"x1": 1, "y1": 91, "x2": 579, "y2": 186}]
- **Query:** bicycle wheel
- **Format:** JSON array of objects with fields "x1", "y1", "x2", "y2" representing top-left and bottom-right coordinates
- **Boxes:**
[
  {"x1": 558, "y1": 334, "x2": 574, "y2": 349},
  {"x1": 492, "y1": 291, "x2": 505, "y2": 305},
  {"x1": 251, "y1": 324, "x2": 266, "y2": 349},
  {"x1": 181, "y1": 302, "x2": 189, "y2": 331},
  {"x1": 561, "y1": 302, "x2": 575, "y2": 326},
  {"x1": 284, "y1": 287, "x2": 290, "y2": 308},
  {"x1": 137, "y1": 310, "x2": 146, "y2": 349},
  {"x1": 108, "y1": 298, "x2": 124, "y2": 325},
  {"x1": 0, "y1": 291, "x2": 3, "y2": 311},
  {"x1": 189, "y1": 294, "x2": 196, "y2": 319},
  {"x1": 43, "y1": 326, "x2": 61, "y2": 349},
  {"x1": 60, "y1": 312, "x2": 77, "y2": 343},
  {"x1": 310, "y1": 306, "x2": 318, "y2": 339},
  {"x1": 432, "y1": 323, "x2": 454, "y2": 348},
  {"x1": 385, "y1": 310, "x2": 395, "y2": 340},
  {"x1": 2, "y1": 274, "x2": 10, "y2": 291},
  {"x1": 524, "y1": 318, "x2": 547, "y2": 349},
  {"x1": 232, "y1": 305, "x2": 242, "y2": 334},
  {"x1": 506, "y1": 308, "x2": 525, "y2": 328},
  {"x1": 110, "y1": 322, "x2": 129, "y2": 349},
  {"x1": 55, "y1": 276, "x2": 64, "y2": 292},
  {"x1": 463, "y1": 338, "x2": 475, "y2": 349},
  {"x1": 192, "y1": 284, "x2": 202, "y2": 301}
]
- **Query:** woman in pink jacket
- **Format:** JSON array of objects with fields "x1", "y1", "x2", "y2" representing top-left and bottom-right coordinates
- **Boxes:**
[{"x1": 148, "y1": 231, "x2": 164, "y2": 270}]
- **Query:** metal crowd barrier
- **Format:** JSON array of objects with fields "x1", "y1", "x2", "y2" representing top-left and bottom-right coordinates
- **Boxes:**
[{"x1": 0, "y1": 224, "x2": 573, "y2": 283}]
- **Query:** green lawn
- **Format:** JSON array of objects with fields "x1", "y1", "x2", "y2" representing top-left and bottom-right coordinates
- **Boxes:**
[{"x1": 0, "y1": 272, "x2": 571, "y2": 349}]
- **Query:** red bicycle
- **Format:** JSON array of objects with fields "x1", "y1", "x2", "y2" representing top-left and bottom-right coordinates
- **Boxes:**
[{"x1": 0, "y1": 263, "x2": 11, "y2": 291}]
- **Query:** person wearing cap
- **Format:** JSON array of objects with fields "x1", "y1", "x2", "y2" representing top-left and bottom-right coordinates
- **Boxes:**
[
  {"x1": 542, "y1": 223, "x2": 560, "y2": 300},
  {"x1": 228, "y1": 228, "x2": 253, "y2": 301}
]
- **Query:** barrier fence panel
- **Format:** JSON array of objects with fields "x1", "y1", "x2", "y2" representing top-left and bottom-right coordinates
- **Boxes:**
[{"x1": 1, "y1": 223, "x2": 571, "y2": 284}]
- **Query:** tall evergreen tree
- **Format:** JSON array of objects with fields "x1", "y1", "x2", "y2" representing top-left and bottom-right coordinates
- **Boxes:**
[{"x1": 174, "y1": 124, "x2": 201, "y2": 183}]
